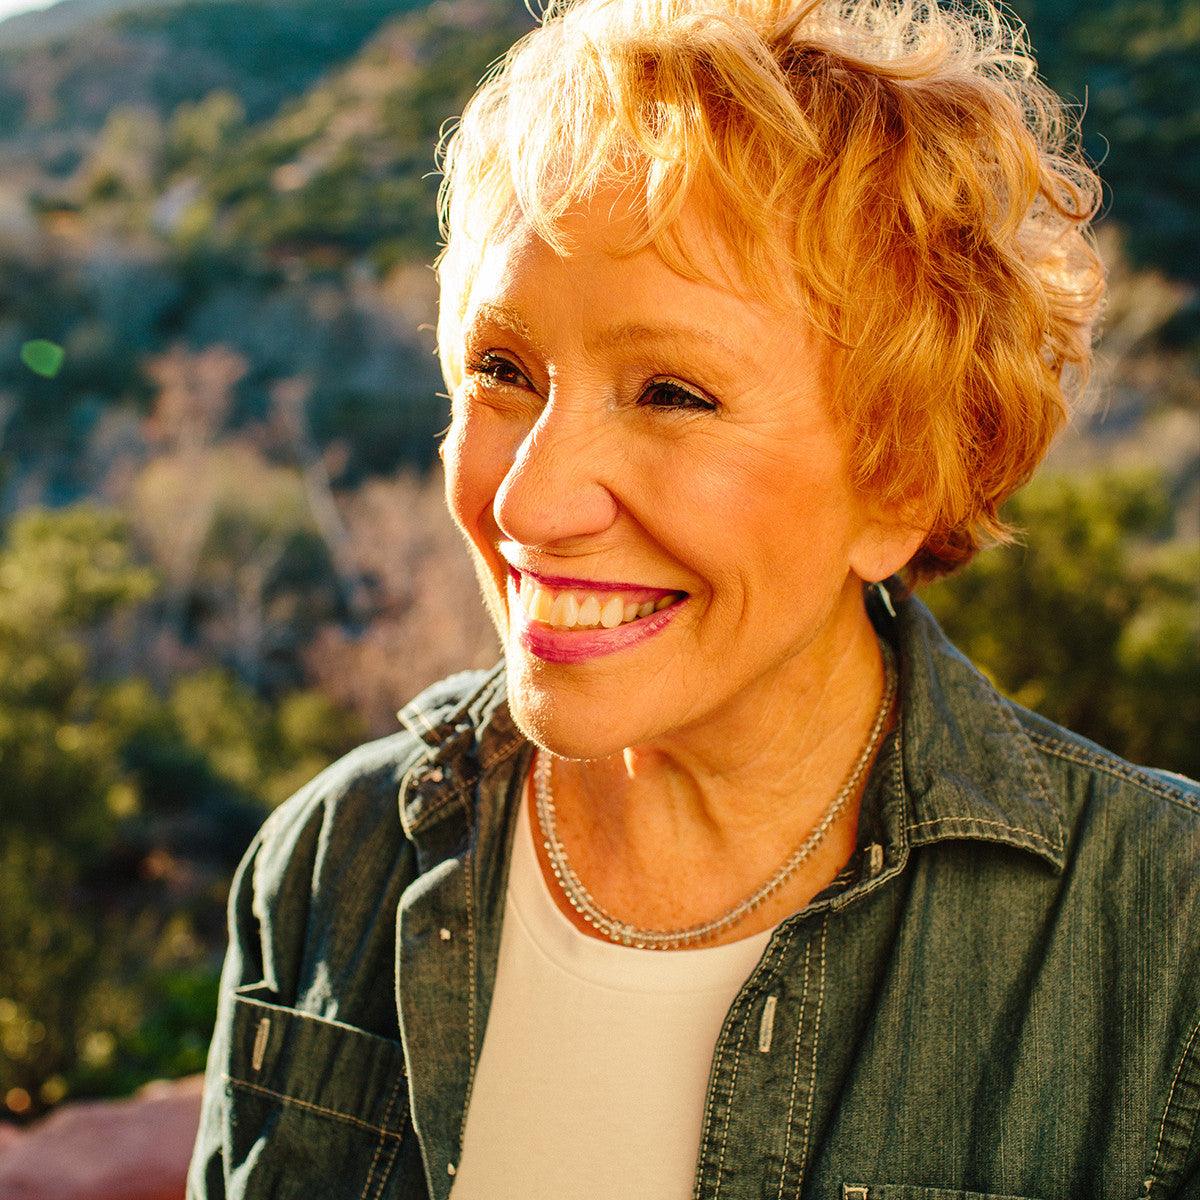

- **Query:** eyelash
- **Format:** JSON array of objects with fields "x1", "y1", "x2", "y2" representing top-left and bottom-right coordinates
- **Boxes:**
[{"x1": 464, "y1": 352, "x2": 717, "y2": 413}]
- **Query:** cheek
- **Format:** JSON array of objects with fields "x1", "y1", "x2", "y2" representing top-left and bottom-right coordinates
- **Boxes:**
[
  {"x1": 444, "y1": 408, "x2": 511, "y2": 536},
  {"x1": 684, "y1": 442, "x2": 862, "y2": 612},
  {"x1": 688, "y1": 433, "x2": 855, "y2": 542}
]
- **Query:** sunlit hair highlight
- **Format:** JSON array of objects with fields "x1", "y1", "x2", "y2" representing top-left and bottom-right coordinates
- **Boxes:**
[{"x1": 434, "y1": 0, "x2": 1106, "y2": 583}]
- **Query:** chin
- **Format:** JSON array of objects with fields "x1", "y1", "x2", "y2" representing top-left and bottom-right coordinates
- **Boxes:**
[{"x1": 502, "y1": 664, "x2": 646, "y2": 763}]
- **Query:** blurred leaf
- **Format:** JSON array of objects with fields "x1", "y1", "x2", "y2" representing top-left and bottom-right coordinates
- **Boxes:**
[{"x1": 19, "y1": 340, "x2": 65, "y2": 379}]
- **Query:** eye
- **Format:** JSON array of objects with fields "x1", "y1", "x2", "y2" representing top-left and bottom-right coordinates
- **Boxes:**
[
  {"x1": 465, "y1": 352, "x2": 532, "y2": 389},
  {"x1": 639, "y1": 380, "x2": 717, "y2": 413}
]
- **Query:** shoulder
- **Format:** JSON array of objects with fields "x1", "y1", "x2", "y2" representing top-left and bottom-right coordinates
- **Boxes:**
[
  {"x1": 258, "y1": 667, "x2": 506, "y2": 864},
  {"x1": 1005, "y1": 700, "x2": 1200, "y2": 947},
  {"x1": 249, "y1": 665, "x2": 506, "y2": 907},
  {"x1": 1010, "y1": 700, "x2": 1200, "y2": 830}
]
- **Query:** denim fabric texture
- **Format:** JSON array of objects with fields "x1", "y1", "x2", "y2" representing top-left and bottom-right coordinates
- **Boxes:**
[{"x1": 186, "y1": 588, "x2": 1200, "y2": 1200}]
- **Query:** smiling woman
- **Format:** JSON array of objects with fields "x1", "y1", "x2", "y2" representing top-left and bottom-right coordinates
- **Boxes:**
[{"x1": 187, "y1": 1, "x2": 1199, "y2": 1198}]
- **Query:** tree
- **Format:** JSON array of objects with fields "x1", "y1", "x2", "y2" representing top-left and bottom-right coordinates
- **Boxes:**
[
  {"x1": 0, "y1": 503, "x2": 364, "y2": 1120},
  {"x1": 923, "y1": 468, "x2": 1199, "y2": 777}
]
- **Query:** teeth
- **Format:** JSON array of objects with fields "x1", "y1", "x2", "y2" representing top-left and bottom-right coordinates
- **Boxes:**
[
  {"x1": 532, "y1": 587, "x2": 554, "y2": 622},
  {"x1": 516, "y1": 576, "x2": 682, "y2": 631},
  {"x1": 557, "y1": 593, "x2": 579, "y2": 627}
]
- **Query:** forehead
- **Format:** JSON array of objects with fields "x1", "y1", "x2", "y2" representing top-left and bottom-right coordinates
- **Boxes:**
[{"x1": 457, "y1": 187, "x2": 803, "y2": 362}]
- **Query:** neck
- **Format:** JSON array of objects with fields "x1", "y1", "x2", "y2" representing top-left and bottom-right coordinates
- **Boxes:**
[{"x1": 542, "y1": 584, "x2": 892, "y2": 937}]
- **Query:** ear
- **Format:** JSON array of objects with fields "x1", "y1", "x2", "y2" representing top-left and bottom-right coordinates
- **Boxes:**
[{"x1": 848, "y1": 496, "x2": 933, "y2": 585}]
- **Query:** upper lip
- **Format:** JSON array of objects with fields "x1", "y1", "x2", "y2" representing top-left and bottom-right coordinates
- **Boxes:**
[{"x1": 509, "y1": 565, "x2": 685, "y2": 596}]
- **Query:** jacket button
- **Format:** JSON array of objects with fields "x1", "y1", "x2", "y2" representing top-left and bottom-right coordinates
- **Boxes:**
[
  {"x1": 439, "y1": 927, "x2": 452, "y2": 941},
  {"x1": 448, "y1": 1162, "x2": 457, "y2": 1176},
  {"x1": 866, "y1": 842, "x2": 884, "y2": 877},
  {"x1": 428, "y1": 767, "x2": 444, "y2": 782}
]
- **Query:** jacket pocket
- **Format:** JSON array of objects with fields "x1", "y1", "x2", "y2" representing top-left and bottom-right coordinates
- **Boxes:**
[
  {"x1": 223, "y1": 983, "x2": 411, "y2": 1199},
  {"x1": 841, "y1": 1187, "x2": 1043, "y2": 1200}
]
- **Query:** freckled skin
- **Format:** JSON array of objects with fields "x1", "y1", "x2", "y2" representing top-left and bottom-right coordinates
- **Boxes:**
[{"x1": 441, "y1": 187, "x2": 925, "y2": 942}]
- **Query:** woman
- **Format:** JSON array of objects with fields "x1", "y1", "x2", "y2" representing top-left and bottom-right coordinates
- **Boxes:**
[{"x1": 187, "y1": 0, "x2": 1199, "y2": 1196}]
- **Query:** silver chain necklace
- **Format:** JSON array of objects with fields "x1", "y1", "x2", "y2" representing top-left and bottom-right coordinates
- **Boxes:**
[{"x1": 533, "y1": 639, "x2": 897, "y2": 950}]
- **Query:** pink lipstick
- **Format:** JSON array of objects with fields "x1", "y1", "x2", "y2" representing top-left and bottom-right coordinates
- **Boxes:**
[{"x1": 506, "y1": 571, "x2": 687, "y2": 664}]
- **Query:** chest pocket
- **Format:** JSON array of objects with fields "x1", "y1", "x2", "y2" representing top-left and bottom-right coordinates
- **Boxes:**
[
  {"x1": 223, "y1": 983, "x2": 412, "y2": 1199},
  {"x1": 842, "y1": 1188, "x2": 1043, "y2": 1200}
]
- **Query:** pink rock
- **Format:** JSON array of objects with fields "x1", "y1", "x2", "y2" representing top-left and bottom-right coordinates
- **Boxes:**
[{"x1": 0, "y1": 1074, "x2": 204, "y2": 1200}]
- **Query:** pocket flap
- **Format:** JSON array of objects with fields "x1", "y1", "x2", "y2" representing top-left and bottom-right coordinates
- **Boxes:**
[{"x1": 228, "y1": 983, "x2": 408, "y2": 1137}]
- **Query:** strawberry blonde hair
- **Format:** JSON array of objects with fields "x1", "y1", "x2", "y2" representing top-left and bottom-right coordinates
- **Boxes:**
[{"x1": 433, "y1": 0, "x2": 1105, "y2": 582}]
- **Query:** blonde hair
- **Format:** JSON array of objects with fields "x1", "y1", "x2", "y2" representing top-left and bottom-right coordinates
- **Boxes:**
[{"x1": 434, "y1": 0, "x2": 1106, "y2": 583}]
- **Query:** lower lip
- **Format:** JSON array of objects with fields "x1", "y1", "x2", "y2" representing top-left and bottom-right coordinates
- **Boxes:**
[{"x1": 507, "y1": 573, "x2": 687, "y2": 664}]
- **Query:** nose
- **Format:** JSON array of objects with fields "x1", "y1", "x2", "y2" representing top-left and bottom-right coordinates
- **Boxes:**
[{"x1": 493, "y1": 398, "x2": 619, "y2": 548}]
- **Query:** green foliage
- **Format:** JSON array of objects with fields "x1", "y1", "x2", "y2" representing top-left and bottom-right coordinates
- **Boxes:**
[
  {"x1": 165, "y1": 1, "x2": 531, "y2": 266},
  {"x1": 923, "y1": 468, "x2": 1200, "y2": 777},
  {"x1": 1020, "y1": 0, "x2": 1200, "y2": 288},
  {"x1": 19, "y1": 339, "x2": 65, "y2": 378},
  {"x1": 0, "y1": 505, "x2": 365, "y2": 1118},
  {"x1": 165, "y1": 90, "x2": 246, "y2": 173}
]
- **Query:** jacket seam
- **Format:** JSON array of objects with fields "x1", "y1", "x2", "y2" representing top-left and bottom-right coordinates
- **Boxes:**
[
  {"x1": 798, "y1": 914, "x2": 828, "y2": 1186},
  {"x1": 907, "y1": 814, "x2": 1061, "y2": 849},
  {"x1": 831, "y1": 735, "x2": 908, "y2": 912},
  {"x1": 993, "y1": 696, "x2": 1065, "y2": 851},
  {"x1": 361, "y1": 1073, "x2": 410, "y2": 1200},
  {"x1": 1149, "y1": 1014, "x2": 1200, "y2": 1190},
  {"x1": 397, "y1": 667, "x2": 503, "y2": 746},
  {"x1": 711, "y1": 969, "x2": 755, "y2": 1196},
  {"x1": 459, "y1": 820, "x2": 478, "y2": 1168},
  {"x1": 705, "y1": 920, "x2": 801, "y2": 1196},
  {"x1": 365, "y1": 1130, "x2": 404, "y2": 1200},
  {"x1": 223, "y1": 1075, "x2": 406, "y2": 1139},
  {"x1": 776, "y1": 935, "x2": 813, "y2": 1199},
  {"x1": 1025, "y1": 730, "x2": 1199, "y2": 815},
  {"x1": 398, "y1": 699, "x2": 448, "y2": 745},
  {"x1": 405, "y1": 731, "x2": 525, "y2": 835}
]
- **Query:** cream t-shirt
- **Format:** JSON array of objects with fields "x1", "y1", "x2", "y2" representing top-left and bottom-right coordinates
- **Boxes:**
[{"x1": 448, "y1": 782, "x2": 778, "y2": 1198}]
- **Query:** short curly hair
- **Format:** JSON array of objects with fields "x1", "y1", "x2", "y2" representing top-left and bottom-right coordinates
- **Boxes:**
[{"x1": 433, "y1": 0, "x2": 1106, "y2": 583}]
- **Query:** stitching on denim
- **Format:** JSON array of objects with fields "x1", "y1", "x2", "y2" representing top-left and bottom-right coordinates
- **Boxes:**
[
  {"x1": 712, "y1": 989, "x2": 753, "y2": 1195},
  {"x1": 829, "y1": 740, "x2": 907, "y2": 914},
  {"x1": 224, "y1": 1075, "x2": 405, "y2": 1138},
  {"x1": 361, "y1": 1072, "x2": 407, "y2": 1200},
  {"x1": 798, "y1": 915, "x2": 828, "y2": 1185},
  {"x1": 776, "y1": 936, "x2": 813, "y2": 1200},
  {"x1": 398, "y1": 700, "x2": 445, "y2": 744},
  {"x1": 1026, "y1": 731, "x2": 1200, "y2": 814},
  {"x1": 695, "y1": 979, "x2": 742, "y2": 1196},
  {"x1": 480, "y1": 731, "x2": 524, "y2": 770},
  {"x1": 398, "y1": 667, "x2": 505, "y2": 746},
  {"x1": 407, "y1": 734, "x2": 524, "y2": 835},
  {"x1": 993, "y1": 694, "x2": 1063, "y2": 850},
  {"x1": 1149, "y1": 1014, "x2": 1200, "y2": 1188},
  {"x1": 367, "y1": 1099, "x2": 410, "y2": 1200},
  {"x1": 907, "y1": 815, "x2": 1061, "y2": 849},
  {"x1": 458, "y1": 806, "x2": 478, "y2": 1161},
  {"x1": 704, "y1": 922, "x2": 797, "y2": 1197}
]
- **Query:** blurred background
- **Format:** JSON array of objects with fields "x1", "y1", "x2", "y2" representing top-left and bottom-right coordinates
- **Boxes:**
[{"x1": 0, "y1": 0, "x2": 1195, "y2": 1183}]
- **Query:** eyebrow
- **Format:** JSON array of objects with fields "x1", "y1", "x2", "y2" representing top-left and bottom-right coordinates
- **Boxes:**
[
  {"x1": 465, "y1": 302, "x2": 759, "y2": 372},
  {"x1": 596, "y1": 320, "x2": 758, "y2": 371}
]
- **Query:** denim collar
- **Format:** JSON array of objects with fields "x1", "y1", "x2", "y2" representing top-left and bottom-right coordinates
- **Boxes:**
[
  {"x1": 394, "y1": 587, "x2": 1066, "y2": 874},
  {"x1": 886, "y1": 589, "x2": 1066, "y2": 872}
]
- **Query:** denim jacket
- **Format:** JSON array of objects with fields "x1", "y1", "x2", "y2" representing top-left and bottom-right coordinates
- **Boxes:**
[{"x1": 186, "y1": 589, "x2": 1200, "y2": 1200}]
